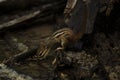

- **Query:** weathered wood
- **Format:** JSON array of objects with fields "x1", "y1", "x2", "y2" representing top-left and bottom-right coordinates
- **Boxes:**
[
  {"x1": 0, "y1": 0, "x2": 66, "y2": 14},
  {"x1": 0, "y1": 10, "x2": 40, "y2": 30},
  {"x1": 0, "y1": 1, "x2": 67, "y2": 31},
  {"x1": 0, "y1": 0, "x2": 5, "y2": 3}
]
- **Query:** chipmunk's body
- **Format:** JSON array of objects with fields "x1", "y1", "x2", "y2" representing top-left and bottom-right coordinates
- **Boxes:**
[{"x1": 36, "y1": 28, "x2": 76, "y2": 60}]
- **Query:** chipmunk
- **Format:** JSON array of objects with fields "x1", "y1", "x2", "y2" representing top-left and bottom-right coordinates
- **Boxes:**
[
  {"x1": 36, "y1": 0, "x2": 88, "y2": 60},
  {"x1": 36, "y1": 28, "x2": 75, "y2": 60}
]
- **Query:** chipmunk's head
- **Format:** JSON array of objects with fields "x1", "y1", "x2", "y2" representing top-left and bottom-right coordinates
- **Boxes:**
[{"x1": 36, "y1": 41, "x2": 50, "y2": 60}]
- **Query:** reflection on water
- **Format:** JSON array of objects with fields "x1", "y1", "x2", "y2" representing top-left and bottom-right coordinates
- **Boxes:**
[{"x1": 0, "y1": 63, "x2": 33, "y2": 80}]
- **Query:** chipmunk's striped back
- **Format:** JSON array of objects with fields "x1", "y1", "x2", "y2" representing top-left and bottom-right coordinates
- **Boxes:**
[{"x1": 50, "y1": 28, "x2": 74, "y2": 41}]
